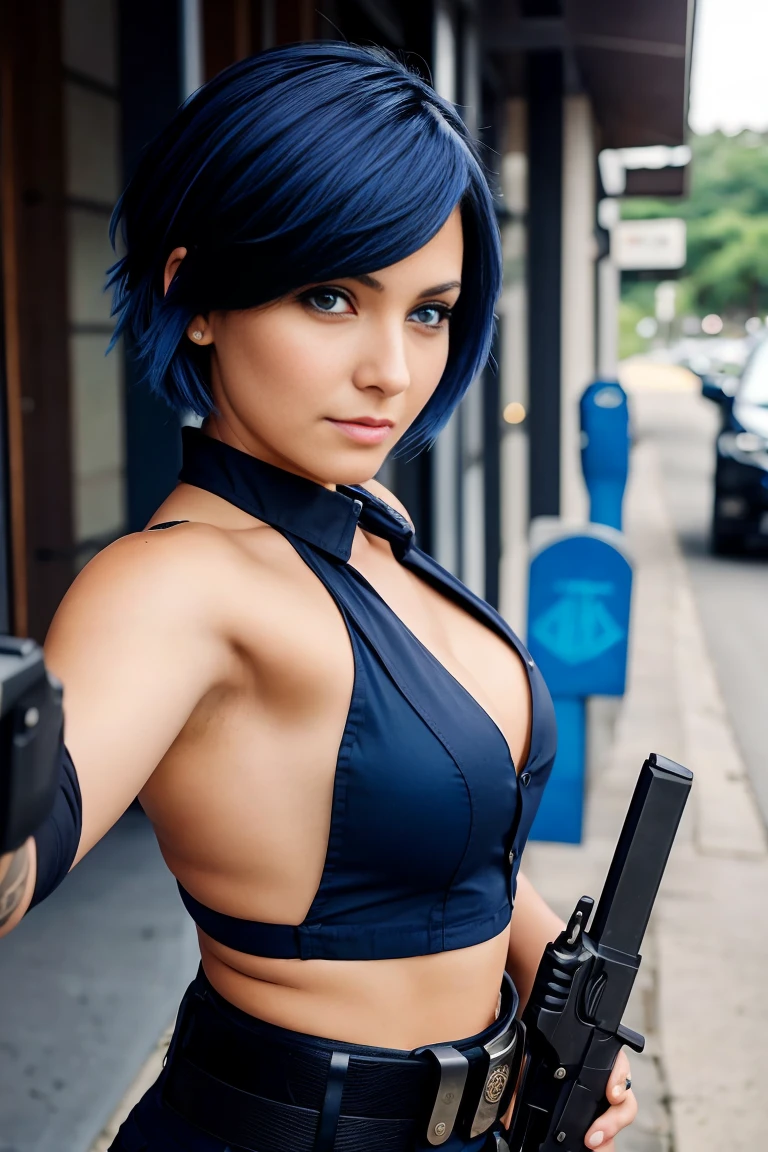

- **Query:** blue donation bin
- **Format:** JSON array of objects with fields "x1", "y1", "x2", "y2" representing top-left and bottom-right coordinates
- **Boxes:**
[
  {"x1": 526, "y1": 519, "x2": 632, "y2": 843},
  {"x1": 580, "y1": 381, "x2": 630, "y2": 531}
]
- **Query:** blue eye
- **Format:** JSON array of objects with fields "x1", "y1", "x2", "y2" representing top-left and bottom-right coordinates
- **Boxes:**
[
  {"x1": 299, "y1": 288, "x2": 452, "y2": 327},
  {"x1": 412, "y1": 305, "x2": 452, "y2": 328},
  {"x1": 303, "y1": 289, "x2": 350, "y2": 314}
]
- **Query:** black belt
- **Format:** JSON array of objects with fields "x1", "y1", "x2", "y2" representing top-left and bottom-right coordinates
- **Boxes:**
[{"x1": 162, "y1": 975, "x2": 523, "y2": 1152}]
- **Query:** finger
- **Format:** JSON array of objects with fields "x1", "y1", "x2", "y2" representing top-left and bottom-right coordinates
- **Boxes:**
[
  {"x1": 606, "y1": 1050, "x2": 632, "y2": 1103},
  {"x1": 584, "y1": 1090, "x2": 638, "y2": 1148}
]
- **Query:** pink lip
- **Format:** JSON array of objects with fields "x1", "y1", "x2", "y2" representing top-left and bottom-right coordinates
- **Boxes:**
[{"x1": 327, "y1": 418, "x2": 394, "y2": 445}]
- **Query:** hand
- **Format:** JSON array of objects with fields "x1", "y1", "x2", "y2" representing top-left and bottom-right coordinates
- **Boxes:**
[{"x1": 583, "y1": 1049, "x2": 637, "y2": 1150}]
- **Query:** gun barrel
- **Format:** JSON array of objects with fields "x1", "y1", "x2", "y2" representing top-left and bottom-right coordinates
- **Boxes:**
[{"x1": 589, "y1": 753, "x2": 692, "y2": 957}]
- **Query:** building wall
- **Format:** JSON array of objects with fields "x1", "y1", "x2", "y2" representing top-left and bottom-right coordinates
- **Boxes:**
[
  {"x1": 499, "y1": 92, "x2": 601, "y2": 628},
  {"x1": 0, "y1": 0, "x2": 128, "y2": 638},
  {"x1": 1, "y1": 0, "x2": 74, "y2": 640},
  {"x1": 560, "y1": 94, "x2": 596, "y2": 523},
  {"x1": 63, "y1": 0, "x2": 126, "y2": 566},
  {"x1": 431, "y1": 0, "x2": 463, "y2": 578},
  {"x1": 498, "y1": 99, "x2": 529, "y2": 632},
  {"x1": 459, "y1": 5, "x2": 489, "y2": 599},
  {"x1": 431, "y1": 0, "x2": 506, "y2": 602}
]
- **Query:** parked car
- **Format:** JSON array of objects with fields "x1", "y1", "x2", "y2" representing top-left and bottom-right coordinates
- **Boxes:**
[{"x1": 702, "y1": 337, "x2": 768, "y2": 554}]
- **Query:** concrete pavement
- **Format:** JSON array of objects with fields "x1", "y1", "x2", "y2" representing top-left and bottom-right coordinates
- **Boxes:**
[
  {"x1": 642, "y1": 377, "x2": 768, "y2": 827},
  {"x1": 526, "y1": 372, "x2": 768, "y2": 1151},
  {"x1": 0, "y1": 808, "x2": 199, "y2": 1152}
]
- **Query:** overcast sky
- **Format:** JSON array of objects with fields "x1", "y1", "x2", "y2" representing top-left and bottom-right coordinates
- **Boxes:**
[{"x1": 689, "y1": 0, "x2": 768, "y2": 133}]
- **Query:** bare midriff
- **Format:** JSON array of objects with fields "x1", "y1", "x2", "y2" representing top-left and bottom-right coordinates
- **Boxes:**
[{"x1": 198, "y1": 925, "x2": 511, "y2": 1049}]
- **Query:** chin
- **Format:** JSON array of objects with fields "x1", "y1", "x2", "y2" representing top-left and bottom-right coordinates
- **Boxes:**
[
  {"x1": 299, "y1": 444, "x2": 392, "y2": 489},
  {"x1": 324, "y1": 453, "x2": 389, "y2": 488}
]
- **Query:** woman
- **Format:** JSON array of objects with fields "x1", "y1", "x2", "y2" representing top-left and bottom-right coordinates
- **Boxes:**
[{"x1": 0, "y1": 43, "x2": 635, "y2": 1152}]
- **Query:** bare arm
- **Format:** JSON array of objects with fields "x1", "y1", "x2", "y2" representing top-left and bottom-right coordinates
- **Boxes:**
[
  {"x1": 0, "y1": 526, "x2": 235, "y2": 936},
  {"x1": 0, "y1": 841, "x2": 36, "y2": 936},
  {"x1": 506, "y1": 871, "x2": 565, "y2": 1010}
]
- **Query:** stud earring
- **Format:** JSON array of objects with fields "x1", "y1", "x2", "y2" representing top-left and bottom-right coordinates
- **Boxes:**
[{"x1": 192, "y1": 330, "x2": 203, "y2": 340}]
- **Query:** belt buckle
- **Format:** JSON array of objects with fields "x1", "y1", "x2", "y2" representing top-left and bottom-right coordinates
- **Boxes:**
[
  {"x1": 469, "y1": 1018, "x2": 523, "y2": 1138},
  {"x1": 415, "y1": 1045, "x2": 470, "y2": 1146}
]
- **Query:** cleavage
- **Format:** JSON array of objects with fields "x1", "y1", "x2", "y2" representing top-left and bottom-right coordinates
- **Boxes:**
[{"x1": 347, "y1": 533, "x2": 524, "y2": 767}]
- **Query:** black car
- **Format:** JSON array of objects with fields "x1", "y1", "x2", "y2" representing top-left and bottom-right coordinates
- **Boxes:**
[{"x1": 703, "y1": 338, "x2": 768, "y2": 554}]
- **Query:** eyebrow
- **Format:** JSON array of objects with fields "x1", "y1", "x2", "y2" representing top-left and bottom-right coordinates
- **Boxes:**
[{"x1": 351, "y1": 274, "x2": 462, "y2": 298}]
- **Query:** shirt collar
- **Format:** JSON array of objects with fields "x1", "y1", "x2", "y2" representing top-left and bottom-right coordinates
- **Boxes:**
[{"x1": 178, "y1": 427, "x2": 414, "y2": 562}]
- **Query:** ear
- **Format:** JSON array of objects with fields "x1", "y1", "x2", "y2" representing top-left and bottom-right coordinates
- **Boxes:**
[
  {"x1": 186, "y1": 318, "x2": 214, "y2": 346},
  {"x1": 163, "y1": 246, "x2": 188, "y2": 296},
  {"x1": 163, "y1": 248, "x2": 213, "y2": 346}
]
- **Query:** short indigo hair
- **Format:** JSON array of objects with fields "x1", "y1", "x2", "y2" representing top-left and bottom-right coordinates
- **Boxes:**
[{"x1": 108, "y1": 42, "x2": 502, "y2": 456}]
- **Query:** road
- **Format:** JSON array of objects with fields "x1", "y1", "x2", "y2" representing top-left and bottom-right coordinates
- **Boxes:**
[{"x1": 628, "y1": 375, "x2": 768, "y2": 827}]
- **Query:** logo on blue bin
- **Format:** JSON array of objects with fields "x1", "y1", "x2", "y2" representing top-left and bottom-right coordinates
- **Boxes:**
[
  {"x1": 530, "y1": 579, "x2": 625, "y2": 665},
  {"x1": 527, "y1": 533, "x2": 632, "y2": 697}
]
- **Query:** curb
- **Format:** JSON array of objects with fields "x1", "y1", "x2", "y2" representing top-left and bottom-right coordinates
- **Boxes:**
[
  {"x1": 629, "y1": 422, "x2": 768, "y2": 1152},
  {"x1": 671, "y1": 549, "x2": 767, "y2": 859},
  {"x1": 621, "y1": 412, "x2": 767, "y2": 1151},
  {"x1": 87, "y1": 1023, "x2": 173, "y2": 1152}
]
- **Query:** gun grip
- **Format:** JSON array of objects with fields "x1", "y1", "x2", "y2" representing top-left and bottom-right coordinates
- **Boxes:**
[{"x1": 616, "y1": 1024, "x2": 645, "y2": 1054}]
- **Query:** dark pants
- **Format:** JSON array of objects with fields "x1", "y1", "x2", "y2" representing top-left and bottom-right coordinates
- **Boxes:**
[{"x1": 109, "y1": 969, "x2": 510, "y2": 1152}]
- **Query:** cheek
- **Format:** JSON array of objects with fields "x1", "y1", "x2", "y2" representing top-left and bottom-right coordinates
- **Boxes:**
[
  {"x1": 408, "y1": 335, "x2": 450, "y2": 402},
  {"x1": 219, "y1": 314, "x2": 344, "y2": 419}
]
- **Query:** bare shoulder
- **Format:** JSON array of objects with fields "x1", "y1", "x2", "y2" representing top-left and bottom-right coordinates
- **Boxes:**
[
  {"x1": 42, "y1": 525, "x2": 259, "y2": 863},
  {"x1": 48, "y1": 522, "x2": 234, "y2": 635},
  {"x1": 46, "y1": 517, "x2": 316, "y2": 664},
  {"x1": 357, "y1": 478, "x2": 415, "y2": 529}
]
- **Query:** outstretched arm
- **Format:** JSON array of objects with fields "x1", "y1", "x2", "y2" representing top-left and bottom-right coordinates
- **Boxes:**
[{"x1": 0, "y1": 525, "x2": 236, "y2": 938}]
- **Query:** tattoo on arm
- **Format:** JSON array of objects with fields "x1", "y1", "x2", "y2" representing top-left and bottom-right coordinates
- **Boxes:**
[{"x1": 0, "y1": 845, "x2": 30, "y2": 928}]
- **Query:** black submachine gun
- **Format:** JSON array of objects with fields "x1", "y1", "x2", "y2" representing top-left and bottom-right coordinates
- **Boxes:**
[{"x1": 506, "y1": 752, "x2": 693, "y2": 1152}]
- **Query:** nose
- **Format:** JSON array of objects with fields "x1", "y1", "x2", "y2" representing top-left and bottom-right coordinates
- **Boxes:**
[{"x1": 351, "y1": 321, "x2": 411, "y2": 397}]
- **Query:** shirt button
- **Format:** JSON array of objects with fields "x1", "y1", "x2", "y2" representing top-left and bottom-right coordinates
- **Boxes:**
[
  {"x1": 508, "y1": 848, "x2": 516, "y2": 866},
  {"x1": 521, "y1": 772, "x2": 531, "y2": 787},
  {"x1": 527, "y1": 657, "x2": 535, "y2": 668},
  {"x1": 352, "y1": 499, "x2": 363, "y2": 515}
]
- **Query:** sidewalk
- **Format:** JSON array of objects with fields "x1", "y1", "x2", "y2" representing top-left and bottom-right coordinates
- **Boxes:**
[
  {"x1": 89, "y1": 431, "x2": 768, "y2": 1152},
  {"x1": 524, "y1": 430, "x2": 768, "y2": 1151}
]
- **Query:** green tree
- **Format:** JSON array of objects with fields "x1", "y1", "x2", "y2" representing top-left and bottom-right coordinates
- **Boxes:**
[
  {"x1": 688, "y1": 212, "x2": 768, "y2": 314},
  {"x1": 621, "y1": 131, "x2": 768, "y2": 318}
]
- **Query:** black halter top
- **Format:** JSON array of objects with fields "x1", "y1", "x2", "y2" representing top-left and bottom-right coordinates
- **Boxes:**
[{"x1": 166, "y1": 429, "x2": 557, "y2": 961}]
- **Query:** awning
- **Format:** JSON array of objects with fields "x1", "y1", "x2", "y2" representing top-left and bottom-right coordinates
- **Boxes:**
[{"x1": 483, "y1": 0, "x2": 696, "y2": 148}]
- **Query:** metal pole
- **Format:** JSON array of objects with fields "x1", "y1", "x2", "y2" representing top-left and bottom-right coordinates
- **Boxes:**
[{"x1": 527, "y1": 51, "x2": 563, "y2": 520}]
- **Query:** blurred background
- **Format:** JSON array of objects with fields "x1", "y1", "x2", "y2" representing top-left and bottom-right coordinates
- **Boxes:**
[{"x1": 1, "y1": 1, "x2": 767, "y2": 1150}]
